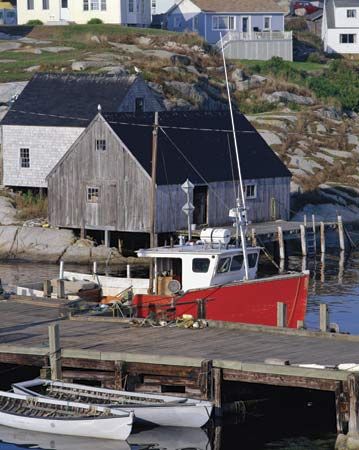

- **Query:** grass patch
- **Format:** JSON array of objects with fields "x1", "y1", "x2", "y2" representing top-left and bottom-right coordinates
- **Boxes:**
[
  {"x1": 13, "y1": 192, "x2": 48, "y2": 221},
  {"x1": 237, "y1": 59, "x2": 326, "y2": 73}
]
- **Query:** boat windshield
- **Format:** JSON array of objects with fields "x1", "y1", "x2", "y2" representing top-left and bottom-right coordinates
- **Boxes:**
[{"x1": 217, "y1": 257, "x2": 231, "y2": 273}]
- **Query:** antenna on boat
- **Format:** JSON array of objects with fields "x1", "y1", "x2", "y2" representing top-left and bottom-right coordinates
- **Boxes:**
[{"x1": 220, "y1": 33, "x2": 249, "y2": 280}]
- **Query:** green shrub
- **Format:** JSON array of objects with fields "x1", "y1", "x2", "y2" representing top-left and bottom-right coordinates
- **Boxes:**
[
  {"x1": 26, "y1": 19, "x2": 43, "y2": 25},
  {"x1": 307, "y1": 52, "x2": 324, "y2": 64},
  {"x1": 87, "y1": 18, "x2": 103, "y2": 24},
  {"x1": 14, "y1": 191, "x2": 48, "y2": 220}
]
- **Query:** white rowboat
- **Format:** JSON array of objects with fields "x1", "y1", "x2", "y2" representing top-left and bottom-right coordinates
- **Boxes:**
[
  {"x1": 13, "y1": 378, "x2": 213, "y2": 428},
  {"x1": 0, "y1": 391, "x2": 133, "y2": 440}
]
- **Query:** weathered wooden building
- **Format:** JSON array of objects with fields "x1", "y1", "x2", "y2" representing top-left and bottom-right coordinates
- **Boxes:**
[
  {"x1": 1, "y1": 73, "x2": 163, "y2": 189},
  {"x1": 47, "y1": 111, "x2": 291, "y2": 239}
]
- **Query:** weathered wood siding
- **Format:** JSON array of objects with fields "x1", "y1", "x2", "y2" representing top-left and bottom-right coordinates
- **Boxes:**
[
  {"x1": 48, "y1": 116, "x2": 152, "y2": 232},
  {"x1": 207, "y1": 177, "x2": 291, "y2": 226}
]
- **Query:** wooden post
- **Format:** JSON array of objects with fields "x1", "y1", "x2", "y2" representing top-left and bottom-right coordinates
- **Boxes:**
[
  {"x1": 57, "y1": 279, "x2": 65, "y2": 299},
  {"x1": 335, "y1": 382, "x2": 345, "y2": 434},
  {"x1": 213, "y1": 425, "x2": 222, "y2": 450},
  {"x1": 300, "y1": 224, "x2": 307, "y2": 257},
  {"x1": 277, "y1": 302, "x2": 287, "y2": 327},
  {"x1": 59, "y1": 260, "x2": 64, "y2": 279},
  {"x1": 114, "y1": 361, "x2": 127, "y2": 390},
  {"x1": 213, "y1": 367, "x2": 222, "y2": 416},
  {"x1": 277, "y1": 226, "x2": 285, "y2": 260},
  {"x1": 338, "y1": 215, "x2": 345, "y2": 252},
  {"x1": 200, "y1": 359, "x2": 213, "y2": 400},
  {"x1": 104, "y1": 230, "x2": 110, "y2": 248},
  {"x1": 48, "y1": 324, "x2": 62, "y2": 381},
  {"x1": 320, "y1": 303, "x2": 329, "y2": 332},
  {"x1": 93, "y1": 261, "x2": 97, "y2": 275},
  {"x1": 118, "y1": 239, "x2": 123, "y2": 254},
  {"x1": 43, "y1": 280, "x2": 52, "y2": 298},
  {"x1": 149, "y1": 112, "x2": 159, "y2": 294},
  {"x1": 80, "y1": 226, "x2": 85, "y2": 240},
  {"x1": 320, "y1": 222, "x2": 325, "y2": 254},
  {"x1": 348, "y1": 373, "x2": 359, "y2": 437},
  {"x1": 251, "y1": 228, "x2": 257, "y2": 246},
  {"x1": 126, "y1": 264, "x2": 131, "y2": 279}
]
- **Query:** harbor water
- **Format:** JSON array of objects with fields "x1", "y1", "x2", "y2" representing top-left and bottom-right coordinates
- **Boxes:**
[{"x1": 0, "y1": 250, "x2": 357, "y2": 449}]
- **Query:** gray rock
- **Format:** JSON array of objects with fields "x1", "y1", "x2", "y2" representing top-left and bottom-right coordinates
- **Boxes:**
[
  {"x1": 0, "y1": 226, "x2": 18, "y2": 256},
  {"x1": 0, "y1": 105, "x2": 8, "y2": 121},
  {"x1": 0, "y1": 42, "x2": 21, "y2": 52},
  {"x1": 41, "y1": 46, "x2": 74, "y2": 53},
  {"x1": 163, "y1": 98, "x2": 193, "y2": 111},
  {"x1": 24, "y1": 65, "x2": 41, "y2": 73},
  {"x1": 316, "y1": 106, "x2": 342, "y2": 120},
  {"x1": 62, "y1": 243, "x2": 92, "y2": 264},
  {"x1": 91, "y1": 246, "x2": 125, "y2": 264},
  {"x1": 250, "y1": 74, "x2": 267, "y2": 85},
  {"x1": 316, "y1": 123, "x2": 326, "y2": 133},
  {"x1": 170, "y1": 54, "x2": 192, "y2": 66},
  {"x1": 0, "y1": 197, "x2": 18, "y2": 225},
  {"x1": 259, "y1": 131, "x2": 282, "y2": 146},
  {"x1": 231, "y1": 68, "x2": 245, "y2": 83},
  {"x1": 71, "y1": 60, "x2": 104, "y2": 71},
  {"x1": 265, "y1": 91, "x2": 315, "y2": 106},
  {"x1": 185, "y1": 65, "x2": 201, "y2": 76},
  {"x1": 99, "y1": 65, "x2": 128, "y2": 75},
  {"x1": 0, "y1": 81, "x2": 28, "y2": 105},
  {"x1": 162, "y1": 66, "x2": 183, "y2": 73},
  {"x1": 148, "y1": 81, "x2": 164, "y2": 95},
  {"x1": 90, "y1": 35, "x2": 101, "y2": 44},
  {"x1": 18, "y1": 37, "x2": 51, "y2": 45},
  {"x1": 136, "y1": 36, "x2": 152, "y2": 46}
]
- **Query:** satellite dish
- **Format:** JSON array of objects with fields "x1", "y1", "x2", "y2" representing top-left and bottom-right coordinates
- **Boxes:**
[{"x1": 168, "y1": 279, "x2": 181, "y2": 294}]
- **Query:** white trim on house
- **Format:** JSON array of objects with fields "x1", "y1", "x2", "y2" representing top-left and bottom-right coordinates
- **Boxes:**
[
  {"x1": 212, "y1": 15, "x2": 236, "y2": 31},
  {"x1": 263, "y1": 16, "x2": 272, "y2": 30}
]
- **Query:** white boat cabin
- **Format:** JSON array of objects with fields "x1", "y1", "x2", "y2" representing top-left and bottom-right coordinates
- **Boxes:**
[{"x1": 137, "y1": 228, "x2": 260, "y2": 293}]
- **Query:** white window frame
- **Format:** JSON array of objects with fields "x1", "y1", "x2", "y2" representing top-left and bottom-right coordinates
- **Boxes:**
[
  {"x1": 87, "y1": 186, "x2": 100, "y2": 203},
  {"x1": 27, "y1": 0, "x2": 34, "y2": 10},
  {"x1": 340, "y1": 33, "x2": 357, "y2": 44},
  {"x1": 263, "y1": 16, "x2": 271, "y2": 31},
  {"x1": 90, "y1": 0, "x2": 99, "y2": 10},
  {"x1": 245, "y1": 184, "x2": 257, "y2": 199},
  {"x1": 241, "y1": 16, "x2": 249, "y2": 32},
  {"x1": 43, "y1": 0, "x2": 49, "y2": 10},
  {"x1": 212, "y1": 15, "x2": 235, "y2": 31},
  {"x1": 20, "y1": 148, "x2": 30, "y2": 168},
  {"x1": 347, "y1": 9, "x2": 356, "y2": 18}
]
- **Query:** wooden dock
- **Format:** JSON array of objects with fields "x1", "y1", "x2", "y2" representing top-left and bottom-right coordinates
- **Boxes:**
[{"x1": 1, "y1": 296, "x2": 359, "y2": 447}]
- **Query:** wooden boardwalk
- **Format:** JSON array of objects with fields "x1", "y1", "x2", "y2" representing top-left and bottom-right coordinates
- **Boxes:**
[{"x1": 1, "y1": 296, "x2": 359, "y2": 444}]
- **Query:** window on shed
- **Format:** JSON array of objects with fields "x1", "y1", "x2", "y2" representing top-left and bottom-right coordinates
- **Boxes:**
[
  {"x1": 135, "y1": 97, "x2": 144, "y2": 113},
  {"x1": 62, "y1": 0, "x2": 68, "y2": 7},
  {"x1": 151, "y1": 0, "x2": 156, "y2": 12},
  {"x1": 192, "y1": 258, "x2": 210, "y2": 273},
  {"x1": 217, "y1": 257, "x2": 231, "y2": 274},
  {"x1": 101, "y1": 0, "x2": 106, "y2": 10},
  {"x1": 27, "y1": 0, "x2": 34, "y2": 10},
  {"x1": 96, "y1": 139, "x2": 106, "y2": 151},
  {"x1": 245, "y1": 184, "x2": 257, "y2": 199},
  {"x1": 340, "y1": 34, "x2": 356, "y2": 43},
  {"x1": 129, "y1": 0, "x2": 134, "y2": 13},
  {"x1": 347, "y1": 9, "x2": 356, "y2": 18},
  {"x1": 43, "y1": 0, "x2": 49, "y2": 10},
  {"x1": 230, "y1": 255, "x2": 243, "y2": 271},
  {"x1": 83, "y1": 0, "x2": 89, "y2": 10},
  {"x1": 174, "y1": 16, "x2": 181, "y2": 27},
  {"x1": 87, "y1": 187, "x2": 100, "y2": 203},
  {"x1": 20, "y1": 148, "x2": 30, "y2": 168}
]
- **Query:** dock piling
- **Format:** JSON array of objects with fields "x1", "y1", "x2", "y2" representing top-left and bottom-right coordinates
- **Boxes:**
[
  {"x1": 251, "y1": 228, "x2": 257, "y2": 246},
  {"x1": 320, "y1": 222, "x2": 326, "y2": 254},
  {"x1": 300, "y1": 225, "x2": 307, "y2": 257},
  {"x1": 277, "y1": 226, "x2": 285, "y2": 260},
  {"x1": 320, "y1": 304, "x2": 329, "y2": 332},
  {"x1": 56, "y1": 280, "x2": 65, "y2": 299},
  {"x1": 43, "y1": 280, "x2": 52, "y2": 298},
  {"x1": 48, "y1": 324, "x2": 62, "y2": 381},
  {"x1": 213, "y1": 368, "x2": 222, "y2": 417},
  {"x1": 338, "y1": 216, "x2": 345, "y2": 252},
  {"x1": 93, "y1": 261, "x2": 97, "y2": 275},
  {"x1": 59, "y1": 260, "x2": 64, "y2": 279},
  {"x1": 277, "y1": 302, "x2": 287, "y2": 328},
  {"x1": 126, "y1": 265, "x2": 131, "y2": 279}
]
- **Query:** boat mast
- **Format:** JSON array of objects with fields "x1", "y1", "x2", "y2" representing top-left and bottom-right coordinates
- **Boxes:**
[{"x1": 220, "y1": 33, "x2": 249, "y2": 280}]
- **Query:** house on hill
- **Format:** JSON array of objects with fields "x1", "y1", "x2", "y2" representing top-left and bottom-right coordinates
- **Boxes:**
[
  {"x1": 47, "y1": 111, "x2": 291, "y2": 243},
  {"x1": 17, "y1": 0, "x2": 151, "y2": 27},
  {"x1": 165, "y1": 0, "x2": 293, "y2": 61},
  {"x1": 1, "y1": 73, "x2": 163, "y2": 189},
  {"x1": 322, "y1": 0, "x2": 359, "y2": 54}
]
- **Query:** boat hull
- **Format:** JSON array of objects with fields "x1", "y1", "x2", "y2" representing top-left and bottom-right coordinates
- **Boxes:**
[
  {"x1": 133, "y1": 272, "x2": 309, "y2": 328},
  {"x1": 0, "y1": 412, "x2": 132, "y2": 440}
]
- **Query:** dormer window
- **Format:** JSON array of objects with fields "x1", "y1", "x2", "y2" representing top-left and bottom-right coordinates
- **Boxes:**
[
  {"x1": 347, "y1": 9, "x2": 356, "y2": 18},
  {"x1": 135, "y1": 97, "x2": 144, "y2": 113}
]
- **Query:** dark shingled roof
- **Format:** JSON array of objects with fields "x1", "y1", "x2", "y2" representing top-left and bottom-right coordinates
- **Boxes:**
[
  {"x1": 1, "y1": 73, "x2": 138, "y2": 127},
  {"x1": 102, "y1": 111, "x2": 291, "y2": 184}
]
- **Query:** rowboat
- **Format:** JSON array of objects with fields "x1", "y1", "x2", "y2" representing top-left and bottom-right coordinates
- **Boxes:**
[
  {"x1": 13, "y1": 378, "x2": 213, "y2": 428},
  {"x1": 0, "y1": 390, "x2": 133, "y2": 440}
]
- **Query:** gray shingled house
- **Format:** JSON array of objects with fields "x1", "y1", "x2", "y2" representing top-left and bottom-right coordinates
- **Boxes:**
[
  {"x1": 1, "y1": 73, "x2": 163, "y2": 189},
  {"x1": 47, "y1": 111, "x2": 291, "y2": 242}
]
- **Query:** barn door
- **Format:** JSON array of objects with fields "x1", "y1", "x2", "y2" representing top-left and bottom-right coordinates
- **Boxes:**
[{"x1": 193, "y1": 186, "x2": 208, "y2": 225}]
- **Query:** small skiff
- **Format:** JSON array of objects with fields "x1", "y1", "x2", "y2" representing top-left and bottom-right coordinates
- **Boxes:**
[
  {"x1": 13, "y1": 379, "x2": 213, "y2": 428},
  {"x1": 0, "y1": 391, "x2": 133, "y2": 440}
]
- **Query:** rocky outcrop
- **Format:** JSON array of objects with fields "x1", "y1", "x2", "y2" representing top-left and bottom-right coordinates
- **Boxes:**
[{"x1": 265, "y1": 91, "x2": 315, "y2": 106}]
